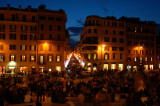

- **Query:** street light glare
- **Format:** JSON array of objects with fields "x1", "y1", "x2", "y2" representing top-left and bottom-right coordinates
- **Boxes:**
[
  {"x1": 102, "y1": 45, "x2": 105, "y2": 48},
  {"x1": 45, "y1": 43, "x2": 47, "y2": 44}
]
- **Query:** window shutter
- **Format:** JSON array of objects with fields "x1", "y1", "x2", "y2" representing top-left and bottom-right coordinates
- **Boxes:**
[
  {"x1": 20, "y1": 55, "x2": 22, "y2": 61},
  {"x1": 30, "y1": 56, "x2": 31, "y2": 61},
  {"x1": 14, "y1": 55, "x2": 16, "y2": 61},
  {"x1": 60, "y1": 56, "x2": 61, "y2": 61},
  {"x1": 25, "y1": 56, "x2": 27, "y2": 61},
  {"x1": 25, "y1": 45, "x2": 27, "y2": 50},
  {"x1": 47, "y1": 55, "x2": 49, "y2": 61},
  {"x1": 20, "y1": 45, "x2": 22, "y2": 50},
  {"x1": 9, "y1": 55, "x2": 11, "y2": 61}
]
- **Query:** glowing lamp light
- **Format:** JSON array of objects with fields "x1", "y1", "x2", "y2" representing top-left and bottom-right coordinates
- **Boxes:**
[
  {"x1": 45, "y1": 43, "x2": 47, "y2": 44},
  {"x1": 102, "y1": 45, "x2": 105, "y2": 48},
  {"x1": 140, "y1": 46, "x2": 143, "y2": 49}
]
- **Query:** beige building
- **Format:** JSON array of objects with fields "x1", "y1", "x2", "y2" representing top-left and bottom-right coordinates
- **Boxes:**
[
  {"x1": 79, "y1": 16, "x2": 126, "y2": 71},
  {"x1": 77, "y1": 15, "x2": 157, "y2": 71},
  {"x1": 0, "y1": 5, "x2": 71, "y2": 75}
]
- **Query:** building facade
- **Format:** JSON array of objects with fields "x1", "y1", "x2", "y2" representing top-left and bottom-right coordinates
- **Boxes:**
[
  {"x1": 0, "y1": 5, "x2": 70, "y2": 75},
  {"x1": 77, "y1": 15, "x2": 157, "y2": 71}
]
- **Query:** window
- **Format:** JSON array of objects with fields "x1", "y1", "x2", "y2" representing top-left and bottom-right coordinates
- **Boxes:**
[
  {"x1": 150, "y1": 50, "x2": 154, "y2": 55},
  {"x1": 0, "y1": 25, "x2": 5, "y2": 31},
  {"x1": 9, "y1": 34, "x2": 16, "y2": 40},
  {"x1": 20, "y1": 45, "x2": 27, "y2": 50},
  {"x1": 105, "y1": 30, "x2": 108, "y2": 34},
  {"x1": 57, "y1": 35, "x2": 60, "y2": 40},
  {"x1": 30, "y1": 35, "x2": 36, "y2": 40},
  {"x1": 104, "y1": 53, "x2": 109, "y2": 59},
  {"x1": 30, "y1": 26, "x2": 36, "y2": 32},
  {"x1": 146, "y1": 50, "x2": 148, "y2": 55},
  {"x1": 119, "y1": 31, "x2": 124, "y2": 35},
  {"x1": 48, "y1": 17, "x2": 54, "y2": 21},
  {"x1": 9, "y1": 45, "x2": 16, "y2": 50},
  {"x1": 0, "y1": 45, "x2": 3, "y2": 50},
  {"x1": 112, "y1": 47, "x2": 117, "y2": 51},
  {"x1": 88, "y1": 29, "x2": 91, "y2": 33},
  {"x1": 57, "y1": 45, "x2": 60, "y2": 51},
  {"x1": 112, "y1": 22, "x2": 117, "y2": 27},
  {"x1": 88, "y1": 54, "x2": 91, "y2": 59},
  {"x1": 112, "y1": 38, "x2": 117, "y2": 42},
  {"x1": 21, "y1": 55, "x2": 26, "y2": 61},
  {"x1": 104, "y1": 37, "x2": 109, "y2": 42},
  {"x1": 10, "y1": 55, "x2": 15, "y2": 61},
  {"x1": 113, "y1": 53, "x2": 115, "y2": 59},
  {"x1": 39, "y1": 16, "x2": 46, "y2": 20},
  {"x1": 134, "y1": 50, "x2": 138, "y2": 54},
  {"x1": 56, "y1": 17, "x2": 63, "y2": 21},
  {"x1": 49, "y1": 34, "x2": 52, "y2": 40},
  {"x1": 57, "y1": 25, "x2": 61, "y2": 31},
  {"x1": 140, "y1": 57, "x2": 142, "y2": 63},
  {"x1": 127, "y1": 57, "x2": 131, "y2": 61},
  {"x1": 10, "y1": 25, "x2": 16, "y2": 32},
  {"x1": 48, "y1": 55, "x2": 53, "y2": 62},
  {"x1": 151, "y1": 57, "x2": 153, "y2": 61},
  {"x1": 41, "y1": 24, "x2": 44, "y2": 30},
  {"x1": 30, "y1": 55, "x2": 36, "y2": 61},
  {"x1": 134, "y1": 42, "x2": 138, "y2": 46},
  {"x1": 134, "y1": 57, "x2": 137, "y2": 61},
  {"x1": 0, "y1": 33, "x2": 5, "y2": 40},
  {"x1": 127, "y1": 41, "x2": 131, "y2": 46},
  {"x1": 23, "y1": 15, "x2": 26, "y2": 21},
  {"x1": 93, "y1": 54, "x2": 97, "y2": 59},
  {"x1": 30, "y1": 45, "x2": 36, "y2": 51},
  {"x1": 113, "y1": 30, "x2": 116, "y2": 35},
  {"x1": 21, "y1": 25, "x2": 27, "y2": 32},
  {"x1": 94, "y1": 29, "x2": 97, "y2": 33},
  {"x1": 32, "y1": 16, "x2": 35, "y2": 22},
  {"x1": 21, "y1": 34, "x2": 27, "y2": 40},
  {"x1": 49, "y1": 25, "x2": 52, "y2": 31},
  {"x1": 140, "y1": 50, "x2": 143, "y2": 54},
  {"x1": 56, "y1": 55, "x2": 61, "y2": 62},
  {"x1": 0, "y1": 14, "x2": 4, "y2": 20},
  {"x1": 119, "y1": 38, "x2": 124, "y2": 43},
  {"x1": 145, "y1": 57, "x2": 147, "y2": 61},
  {"x1": 119, "y1": 47, "x2": 124, "y2": 51},
  {"x1": 12, "y1": 15, "x2": 15, "y2": 21},
  {"x1": 40, "y1": 55, "x2": 44, "y2": 64},
  {"x1": 120, "y1": 53, "x2": 122, "y2": 59},
  {"x1": 40, "y1": 34, "x2": 44, "y2": 40},
  {"x1": 128, "y1": 50, "x2": 130, "y2": 54},
  {"x1": 0, "y1": 55, "x2": 4, "y2": 61}
]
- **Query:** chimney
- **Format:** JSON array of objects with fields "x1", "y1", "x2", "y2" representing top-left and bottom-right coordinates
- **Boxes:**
[
  {"x1": 28, "y1": 5, "x2": 31, "y2": 11},
  {"x1": 7, "y1": 4, "x2": 10, "y2": 10},
  {"x1": 19, "y1": 5, "x2": 21, "y2": 11}
]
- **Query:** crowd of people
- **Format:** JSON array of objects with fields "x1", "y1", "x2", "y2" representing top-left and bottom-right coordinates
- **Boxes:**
[{"x1": 0, "y1": 69, "x2": 160, "y2": 106}]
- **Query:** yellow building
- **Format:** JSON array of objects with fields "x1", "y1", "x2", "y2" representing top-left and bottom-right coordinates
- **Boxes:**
[{"x1": 0, "y1": 5, "x2": 70, "y2": 75}]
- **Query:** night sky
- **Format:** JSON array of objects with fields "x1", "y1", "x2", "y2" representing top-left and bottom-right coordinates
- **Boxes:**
[{"x1": 0, "y1": 0, "x2": 160, "y2": 48}]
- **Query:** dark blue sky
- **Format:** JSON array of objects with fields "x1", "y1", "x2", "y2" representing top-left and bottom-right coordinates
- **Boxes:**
[{"x1": 1, "y1": 0, "x2": 160, "y2": 47}]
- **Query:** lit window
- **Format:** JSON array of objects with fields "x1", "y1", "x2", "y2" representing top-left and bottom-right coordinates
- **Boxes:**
[
  {"x1": 49, "y1": 55, "x2": 52, "y2": 62},
  {"x1": 22, "y1": 55, "x2": 26, "y2": 61},
  {"x1": 145, "y1": 57, "x2": 147, "y2": 61},
  {"x1": 140, "y1": 57, "x2": 142, "y2": 63},
  {"x1": 30, "y1": 55, "x2": 35, "y2": 61},
  {"x1": 0, "y1": 55, "x2": 4, "y2": 61},
  {"x1": 151, "y1": 57, "x2": 153, "y2": 61},
  {"x1": 93, "y1": 54, "x2": 97, "y2": 59},
  {"x1": 134, "y1": 57, "x2": 137, "y2": 61},
  {"x1": 104, "y1": 53, "x2": 109, "y2": 59},
  {"x1": 40, "y1": 55, "x2": 44, "y2": 64},
  {"x1": 21, "y1": 45, "x2": 26, "y2": 50},
  {"x1": 49, "y1": 68, "x2": 52, "y2": 72},
  {"x1": 30, "y1": 45, "x2": 36, "y2": 51},
  {"x1": 56, "y1": 55, "x2": 61, "y2": 62},
  {"x1": 56, "y1": 66, "x2": 61, "y2": 72},
  {"x1": 88, "y1": 54, "x2": 91, "y2": 59},
  {"x1": 11, "y1": 55, "x2": 15, "y2": 61}
]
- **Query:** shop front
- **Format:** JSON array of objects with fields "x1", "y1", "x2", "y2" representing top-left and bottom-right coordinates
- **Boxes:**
[
  {"x1": 20, "y1": 67, "x2": 28, "y2": 74},
  {"x1": 0, "y1": 66, "x2": 5, "y2": 74}
]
